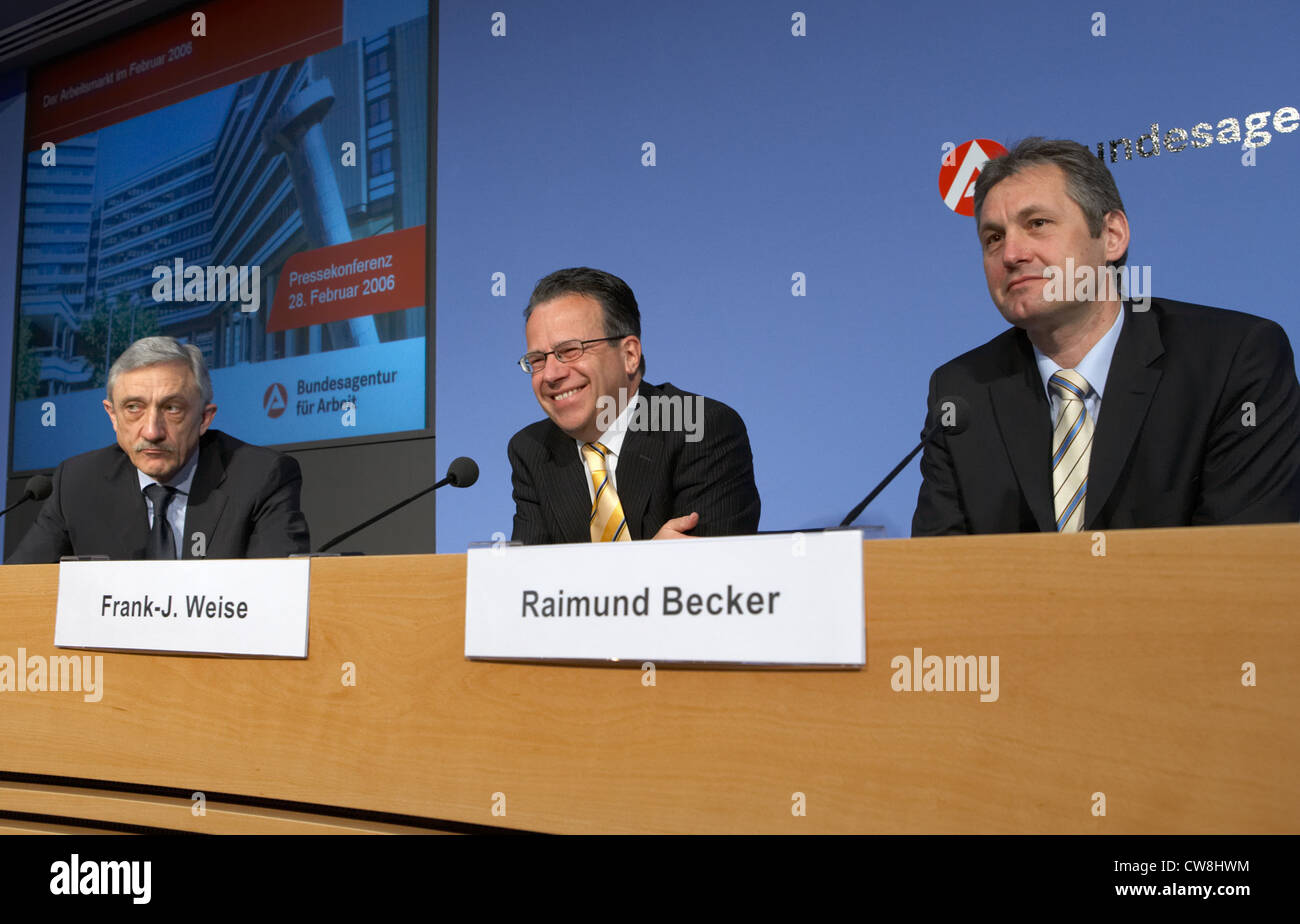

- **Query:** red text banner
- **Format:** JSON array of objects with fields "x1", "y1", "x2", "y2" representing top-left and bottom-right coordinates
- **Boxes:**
[
  {"x1": 267, "y1": 226, "x2": 427, "y2": 333},
  {"x1": 26, "y1": 0, "x2": 342, "y2": 148}
]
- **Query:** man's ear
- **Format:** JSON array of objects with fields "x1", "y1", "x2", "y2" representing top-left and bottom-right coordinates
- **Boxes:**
[
  {"x1": 1103, "y1": 209, "x2": 1131, "y2": 264},
  {"x1": 102, "y1": 398, "x2": 118, "y2": 435},
  {"x1": 199, "y1": 403, "x2": 217, "y2": 435},
  {"x1": 621, "y1": 335, "x2": 642, "y2": 377}
]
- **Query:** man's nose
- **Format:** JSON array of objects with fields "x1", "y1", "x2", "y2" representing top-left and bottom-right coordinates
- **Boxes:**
[
  {"x1": 141, "y1": 408, "x2": 167, "y2": 440},
  {"x1": 1002, "y1": 229, "x2": 1031, "y2": 267},
  {"x1": 542, "y1": 356, "x2": 568, "y2": 385}
]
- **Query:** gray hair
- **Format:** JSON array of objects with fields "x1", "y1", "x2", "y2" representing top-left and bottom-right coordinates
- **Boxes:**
[
  {"x1": 106, "y1": 336, "x2": 213, "y2": 405},
  {"x1": 973, "y1": 137, "x2": 1129, "y2": 266}
]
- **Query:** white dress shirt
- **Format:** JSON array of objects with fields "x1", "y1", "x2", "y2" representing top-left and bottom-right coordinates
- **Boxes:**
[
  {"x1": 1033, "y1": 304, "x2": 1125, "y2": 426},
  {"x1": 574, "y1": 386, "x2": 640, "y2": 502}
]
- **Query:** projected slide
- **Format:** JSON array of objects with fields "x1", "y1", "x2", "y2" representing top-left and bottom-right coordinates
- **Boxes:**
[{"x1": 12, "y1": 0, "x2": 430, "y2": 472}]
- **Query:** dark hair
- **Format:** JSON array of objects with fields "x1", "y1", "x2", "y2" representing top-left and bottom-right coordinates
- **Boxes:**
[
  {"x1": 974, "y1": 137, "x2": 1128, "y2": 266},
  {"x1": 525, "y1": 267, "x2": 645, "y2": 376}
]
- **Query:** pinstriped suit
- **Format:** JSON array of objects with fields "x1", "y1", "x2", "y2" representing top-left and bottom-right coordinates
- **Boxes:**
[{"x1": 508, "y1": 381, "x2": 761, "y2": 544}]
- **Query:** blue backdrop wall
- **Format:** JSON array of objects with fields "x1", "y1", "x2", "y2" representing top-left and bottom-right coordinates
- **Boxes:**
[{"x1": 434, "y1": 0, "x2": 1300, "y2": 549}]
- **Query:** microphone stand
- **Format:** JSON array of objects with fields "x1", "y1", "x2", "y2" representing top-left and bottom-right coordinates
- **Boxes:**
[
  {"x1": 317, "y1": 476, "x2": 453, "y2": 552},
  {"x1": 839, "y1": 439, "x2": 930, "y2": 528}
]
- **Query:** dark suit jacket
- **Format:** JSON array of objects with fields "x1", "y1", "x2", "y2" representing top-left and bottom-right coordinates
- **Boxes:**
[
  {"x1": 7, "y1": 429, "x2": 311, "y2": 562},
  {"x1": 509, "y1": 381, "x2": 761, "y2": 543},
  {"x1": 912, "y1": 299, "x2": 1300, "y2": 535}
]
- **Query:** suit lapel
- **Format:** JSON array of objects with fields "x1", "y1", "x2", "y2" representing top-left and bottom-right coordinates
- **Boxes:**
[
  {"x1": 615, "y1": 425, "x2": 659, "y2": 541},
  {"x1": 612, "y1": 382, "x2": 663, "y2": 540},
  {"x1": 989, "y1": 333, "x2": 1057, "y2": 532},
  {"x1": 1085, "y1": 304, "x2": 1164, "y2": 529},
  {"x1": 106, "y1": 450, "x2": 151, "y2": 559},
  {"x1": 542, "y1": 426, "x2": 592, "y2": 543},
  {"x1": 182, "y1": 434, "x2": 229, "y2": 559}
]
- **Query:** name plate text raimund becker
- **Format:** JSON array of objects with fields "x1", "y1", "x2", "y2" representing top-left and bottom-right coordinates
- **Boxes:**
[
  {"x1": 465, "y1": 532, "x2": 865, "y2": 666},
  {"x1": 54, "y1": 559, "x2": 310, "y2": 658}
]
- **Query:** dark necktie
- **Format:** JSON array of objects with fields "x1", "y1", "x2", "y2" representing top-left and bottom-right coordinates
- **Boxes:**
[{"x1": 144, "y1": 483, "x2": 178, "y2": 560}]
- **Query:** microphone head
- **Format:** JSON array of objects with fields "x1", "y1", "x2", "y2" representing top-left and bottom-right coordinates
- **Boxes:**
[
  {"x1": 932, "y1": 395, "x2": 972, "y2": 436},
  {"x1": 445, "y1": 456, "x2": 479, "y2": 488},
  {"x1": 25, "y1": 474, "x2": 53, "y2": 502}
]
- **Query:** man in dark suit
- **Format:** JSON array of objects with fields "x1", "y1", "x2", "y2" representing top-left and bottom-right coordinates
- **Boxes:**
[
  {"x1": 509, "y1": 267, "x2": 760, "y2": 544},
  {"x1": 7, "y1": 336, "x2": 310, "y2": 562},
  {"x1": 912, "y1": 138, "x2": 1300, "y2": 535}
]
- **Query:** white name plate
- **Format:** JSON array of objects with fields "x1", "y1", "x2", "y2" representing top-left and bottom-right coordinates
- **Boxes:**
[
  {"x1": 466, "y1": 531, "x2": 865, "y2": 666},
  {"x1": 54, "y1": 559, "x2": 311, "y2": 658}
]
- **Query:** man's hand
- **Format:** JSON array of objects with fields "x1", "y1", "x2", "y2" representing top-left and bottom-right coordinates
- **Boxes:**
[{"x1": 653, "y1": 512, "x2": 699, "y2": 539}]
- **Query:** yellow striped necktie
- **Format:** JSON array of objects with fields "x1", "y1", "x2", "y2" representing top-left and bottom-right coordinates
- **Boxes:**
[
  {"x1": 582, "y1": 442, "x2": 630, "y2": 542},
  {"x1": 1049, "y1": 369, "x2": 1094, "y2": 532}
]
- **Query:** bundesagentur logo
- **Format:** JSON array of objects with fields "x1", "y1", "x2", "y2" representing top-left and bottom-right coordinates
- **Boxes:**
[
  {"x1": 938, "y1": 138, "x2": 1010, "y2": 216},
  {"x1": 263, "y1": 382, "x2": 288, "y2": 418},
  {"x1": 293, "y1": 370, "x2": 397, "y2": 417},
  {"x1": 1093, "y1": 106, "x2": 1298, "y2": 162}
]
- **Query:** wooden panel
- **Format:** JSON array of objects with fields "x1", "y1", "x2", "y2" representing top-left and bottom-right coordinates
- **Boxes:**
[
  {"x1": 0, "y1": 782, "x2": 444, "y2": 834},
  {"x1": 1, "y1": 525, "x2": 1296, "y2": 833},
  {"x1": 0, "y1": 819, "x2": 122, "y2": 834}
]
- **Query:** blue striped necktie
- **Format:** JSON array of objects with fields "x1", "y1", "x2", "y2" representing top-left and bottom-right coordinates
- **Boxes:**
[{"x1": 1049, "y1": 370, "x2": 1094, "y2": 532}]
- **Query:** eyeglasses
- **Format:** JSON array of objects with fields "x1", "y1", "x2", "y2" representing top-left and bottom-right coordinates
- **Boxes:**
[{"x1": 518, "y1": 337, "x2": 624, "y2": 373}]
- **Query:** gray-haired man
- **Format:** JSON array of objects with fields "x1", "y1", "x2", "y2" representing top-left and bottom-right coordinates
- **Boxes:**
[{"x1": 7, "y1": 336, "x2": 310, "y2": 562}]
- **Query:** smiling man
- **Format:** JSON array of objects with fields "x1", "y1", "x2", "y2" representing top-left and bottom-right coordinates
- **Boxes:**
[
  {"x1": 912, "y1": 137, "x2": 1300, "y2": 535},
  {"x1": 508, "y1": 267, "x2": 760, "y2": 543},
  {"x1": 7, "y1": 336, "x2": 310, "y2": 562}
]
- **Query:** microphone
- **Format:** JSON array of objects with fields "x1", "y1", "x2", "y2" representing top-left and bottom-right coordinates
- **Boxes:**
[
  {"x1": 443, "y1": 456, "x2": 479, "y2": 488},
  {"x1": 317, "y1": 456, "x2": 479, "y2": 552},
  {"x1": 0, "y1": 474, "x2": 53, "y2": 518},
  {"x1": 839, "y1": 396, "x2": 970, "y2": 527}
]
